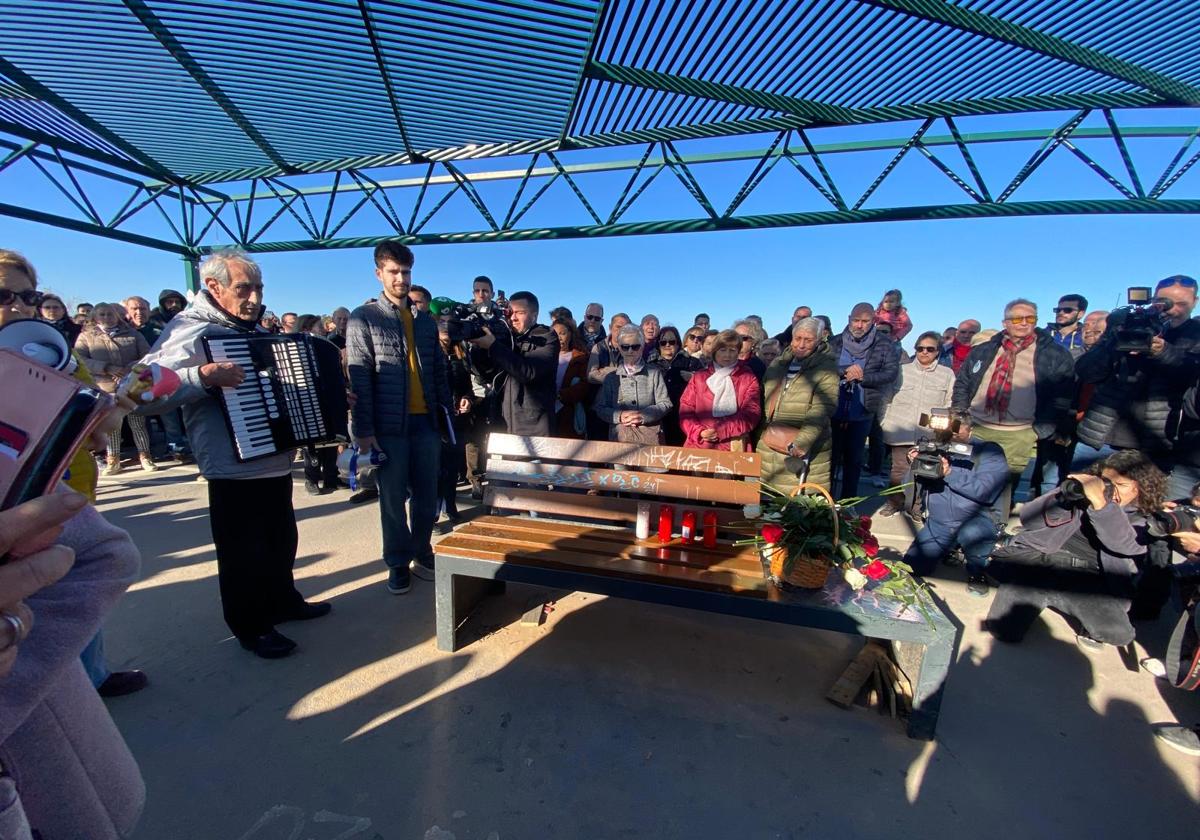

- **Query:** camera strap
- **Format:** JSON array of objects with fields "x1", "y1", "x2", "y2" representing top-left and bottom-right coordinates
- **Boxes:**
[{"x1": 1165, "y1": 597, "x2": 1200, "y2": 690}]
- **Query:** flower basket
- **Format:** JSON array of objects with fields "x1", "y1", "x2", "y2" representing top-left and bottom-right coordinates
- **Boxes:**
[{"x1": 763, "y1": 483, "x2": 838, "y2": 589}]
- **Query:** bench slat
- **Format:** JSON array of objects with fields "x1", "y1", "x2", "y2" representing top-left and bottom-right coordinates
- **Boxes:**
[
  {"x1": 487, "y1": 433, "x2": 760, "y2": 477},
  {"x1": 483, "y1": 488, "x2": 751, "y2": 528},
  {"x1": 486, "y1": 458, "x2": 760, "y2": 505},
  {"x1": 435, "y1": 536, "x2": 771, "y2": 596}
]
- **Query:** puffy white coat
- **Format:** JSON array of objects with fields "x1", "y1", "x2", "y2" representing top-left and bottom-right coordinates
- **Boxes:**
[{"x1": 879, "y1": 359, "x2": 956, "y2": 446}]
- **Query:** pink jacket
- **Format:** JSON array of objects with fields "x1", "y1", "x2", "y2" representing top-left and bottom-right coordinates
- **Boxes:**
[
  {"x1": 874, "y1": 305, "x2": 913, "y2": 341},
  {"x1": 678, "y1": 362, "x2": 762, "y2": 450}
]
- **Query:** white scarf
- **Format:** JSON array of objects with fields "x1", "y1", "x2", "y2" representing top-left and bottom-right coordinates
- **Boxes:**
[{"x1": 707, "y1": 362, "x2": 738, "y2": 417}]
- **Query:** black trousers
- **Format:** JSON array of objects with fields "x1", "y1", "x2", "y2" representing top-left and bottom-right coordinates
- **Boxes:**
[
  {"x1": 303, "y1": 445, "x2": 338, "y2": 487},
  {"x1": 208, "y1": 474, "x2": 302, "y2": 640}
]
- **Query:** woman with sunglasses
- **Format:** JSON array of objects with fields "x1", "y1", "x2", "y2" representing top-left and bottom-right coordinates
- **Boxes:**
[
  {"x1": 679, "y1": 329, "x2": 761, "y2": 451},
  {"x1": 74, "y1": 303, "x2": 157, "y2": 475},
  {"x1": 874, "y1": 289, "x2": 913, "y2": 341},
  {"x1": 37, "y1": 292, "x2": 82, "y2": 348},
  {"x1": 681, "y1": 327, "x2": 705, "y2": 358},
  {"x1": 593, "y1": 324, "x2": 672, "y2": 444},
  {"x1": 651, "y1": 325, "x2": 706, "y2": 445},
  {"x1": 878, "y1": 331, "x2": 956, "y2": 516}
]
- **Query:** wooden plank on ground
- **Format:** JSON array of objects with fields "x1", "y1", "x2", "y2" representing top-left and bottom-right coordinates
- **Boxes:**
[
  {"x1": 487, "y1": 432, "x2": 760, "y2": 477},
  {"x1": 434, "y1": 537, "x2": 771, "y2": 596},
  {"x1": 484, "y1": 488, "x2": 753, "y2": 528},
  {"x1": 826, "y1": 643, "x2": 885, "y2": 709},
  {"x1": 486, "y1": 457, "x2": 760, "y2": 505}
]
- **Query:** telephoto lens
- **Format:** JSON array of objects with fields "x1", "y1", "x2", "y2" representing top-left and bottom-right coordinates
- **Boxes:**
[{"x1": 1146, "y1": 506, "x2": 1200, "y2": 539}]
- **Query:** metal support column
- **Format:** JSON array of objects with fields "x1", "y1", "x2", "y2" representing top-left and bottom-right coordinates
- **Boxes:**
[{"x1": 182, "y1": 254, "x2": 200, "y2": 295}]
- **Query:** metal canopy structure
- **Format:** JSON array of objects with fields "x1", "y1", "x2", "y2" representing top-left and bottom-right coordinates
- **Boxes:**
[{"x1": 2, "y1": 0, "x2": 1200, "y2": 277}]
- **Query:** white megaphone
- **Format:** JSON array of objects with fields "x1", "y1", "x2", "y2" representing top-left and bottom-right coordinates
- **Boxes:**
[{"x1": 0, "y1": 319, "x2": 77, "y2": 373}]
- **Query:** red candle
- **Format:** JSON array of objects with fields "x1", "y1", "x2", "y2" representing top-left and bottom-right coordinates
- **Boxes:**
[
  {"x1": 681, "y1": 510, "x2": 697, "y2": 542},
  {"x1": 658, "y1": 504, "x2": 674, "y2": 544},
  {"x1": 702, "y1": 510, "x2": 718, "y2": 548}
]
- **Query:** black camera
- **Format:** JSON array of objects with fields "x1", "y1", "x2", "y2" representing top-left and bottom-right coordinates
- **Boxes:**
[
  {"x1": 430, "y1": 297, "x2": 511, "y2": 344},
  {"x1": 1108, "y1": 286, "x2": 1170, "y2": 354},
  {"x1": 1147, "y1": 505, "x2": 1200, "y2": 539},
  {"x1": 1057, "y1": 476, "x2": 1114, "y2": 510},
  {"x1": 913, "y1": 408, "x2": 973, "y2": 482}
]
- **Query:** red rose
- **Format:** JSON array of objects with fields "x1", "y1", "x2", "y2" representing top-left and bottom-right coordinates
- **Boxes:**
[
  {"x1": 863, "y1": 559, "x2": 888, "y2": 580},
  {"x1": 761, "y1": 524, "x2": 785, "y2": 545},
  {"x1": 863, "y1": 542, "x2": 880, "y2": 558},
  {"x1": 863, "y1": 535, "x2": 879, "y2": 550},
  {"x1": 859, "y1": 514, "x2": 872, "y2": 527},
  {"x1": 854, "y1": 527, "x2": 870, "y2": 539}
]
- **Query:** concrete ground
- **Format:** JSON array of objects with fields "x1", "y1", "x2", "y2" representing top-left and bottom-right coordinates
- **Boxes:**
[{"x1": 94, "y1": 463, "x2": 1199, "y2": 840}]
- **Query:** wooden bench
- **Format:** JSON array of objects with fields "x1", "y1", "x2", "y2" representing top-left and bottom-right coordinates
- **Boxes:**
[{"x1": 434, "y1": 433, "x2": 957, "y2": 740}]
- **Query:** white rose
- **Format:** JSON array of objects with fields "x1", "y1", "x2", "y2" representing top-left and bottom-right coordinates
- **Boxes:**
[
  {"x1": 742, "y1": 504, "x2": 762, "y2": 519},
  {"x1": 843, "y1": 568, "x2": 868, "y2": 591}
]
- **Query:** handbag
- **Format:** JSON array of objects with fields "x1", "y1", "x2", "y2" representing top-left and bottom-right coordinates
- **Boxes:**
[
  {"x1": 761, "y1": 423, "x2": 802, "y2": 454},
  {"x1": 616, "y1": 422, "x2": 662, "y2": 445}
]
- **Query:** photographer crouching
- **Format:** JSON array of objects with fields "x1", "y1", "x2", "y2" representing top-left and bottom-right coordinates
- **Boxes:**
[
  {"x1": 985, "y1": 451, "x2": 1165, "y2": 650},
  {"x1": 901, "y1": 409, "x2": 1010, "y2": 596}
]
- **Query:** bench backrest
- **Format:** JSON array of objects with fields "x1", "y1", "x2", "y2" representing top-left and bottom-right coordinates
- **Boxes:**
[{"x1": 484, "y1": 433, "x2": 761, "y2": 530}]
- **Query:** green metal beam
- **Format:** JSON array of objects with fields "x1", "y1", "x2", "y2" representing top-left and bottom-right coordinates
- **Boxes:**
[
  {"x1": 0, "y1": 200, "x2": 189, "y2": 253},
  {"x1": 122, "y1": 0, "x2": 297, "y2": 174},
  {"x1": 860, "y1": 0, "x2": 1200, "y2": 106},
  {"x1": 558, "y1": 0, "x2": 609, "y2": 145},
  {"x1": 356, "y1": 0, "x2": 418, "y2": 160},
  {"x1": 200, "y1": 198, "x2": 1200, "y2": 254}
]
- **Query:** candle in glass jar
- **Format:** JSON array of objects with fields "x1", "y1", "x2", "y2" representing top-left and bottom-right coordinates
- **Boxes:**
[
  {"x1": 658, "y1": 504, "x2": 674, "y2": 544},
  {"x1": 702, "y1": 510, "x2": 718, "y2": 548},
  {"x1": 635, "y1": 502, "x2": 651, "y2": 539},
  {"x1": 681, "y1": 510, "x2": 697, "y2": 542}
]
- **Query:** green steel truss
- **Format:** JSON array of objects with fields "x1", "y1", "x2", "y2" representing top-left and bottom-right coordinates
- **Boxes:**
[
  {"x1": 2, "y1": 108, "x2": 1198, "y2": 259},
  {"x1": 2, "y1": 1, "x2": 1200, "y2": 260}
]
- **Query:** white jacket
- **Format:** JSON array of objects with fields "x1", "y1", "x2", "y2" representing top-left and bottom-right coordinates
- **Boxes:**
[{"x1": 879, "y1": 359, "x2": 956, "y2": 446}]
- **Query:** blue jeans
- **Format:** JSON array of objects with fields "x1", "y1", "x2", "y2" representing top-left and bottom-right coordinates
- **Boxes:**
[
  {"x1": 1166, "y1": 460, "x2": 1200, "y2": 502},
  {"x1": 904, "y1": 512, "x2": 998, "y2": 576},
  {"x1": 161, "y1": 408, "x2": 190, "y2": 454},
  {"x1": 80, "y1": 631, "x2": 110, "y2": 688},
  {"x1": 377, "y1": 415, "x2": 441, "y2": 573}
]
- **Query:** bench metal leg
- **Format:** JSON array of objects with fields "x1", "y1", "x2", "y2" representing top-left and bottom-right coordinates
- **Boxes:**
[
  {"x1": 435, "y1": 566, "x2": 495, "y2": 653},
  {"x1": 894, "y1": 635, "x2": 954, "y2": 740}
]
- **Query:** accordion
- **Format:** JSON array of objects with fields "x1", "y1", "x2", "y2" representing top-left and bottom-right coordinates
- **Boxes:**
[{"x1": 202, "y1": 333, "x2": 348, "y2": 462}]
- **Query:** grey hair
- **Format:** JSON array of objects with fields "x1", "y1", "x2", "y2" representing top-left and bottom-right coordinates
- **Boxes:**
[
  {"x1": 792, "y1": 317, "x2": 824, "y2": 340},
  {"x1": 1003, "y1": 297, "x2": 1037, "y2": 319},
  {"x1": 123, "y1": 295, "x2": 150, "y2": 308},
  {"x1": 616, "y1": 324, "x2": 644, "y2": 346},
  {"x1": 759, "y1": 338, "x2": 781, "y2": 353},
  {"x1": 732, "y1": 318, "x2": 767, "y2": 343},
  {"x1": 199, "y1": 247, "x2": 261, "y2": 287},
  {"x1": 640, "y1": 313, "x2": 659, "y2": 327}
]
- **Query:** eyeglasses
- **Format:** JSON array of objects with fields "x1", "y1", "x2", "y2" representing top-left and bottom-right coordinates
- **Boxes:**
[
  {"x1": 659, "y1": 339, "x2": 678, "y2": 347},
  {"x1": 915, "y1": 346, "x2": 939, "y2": 353},
  {"x1": 739, "y1": 335, "x2": 755, "y2": 343},
  {"x1": 0, "y1": 289, "x2": 43, "y2": 307},
  {"x1": 685, "y1": 334, "x2": 702, "y2": 342},
  {"x1": 618, "y1": 343, "x2": 643, "y2": 351},
  {"x1": 1006, "y1": 315, "x2": 1038, "y2": 325},
  {"x1": 584, "y1": 314, "x2": 603, "y2": 322},
  {"x1": 1052, "y1": 307, "x2": 1078, "y2": 314}
]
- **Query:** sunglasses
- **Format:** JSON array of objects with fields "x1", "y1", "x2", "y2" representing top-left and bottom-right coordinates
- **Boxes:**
[
  {"x1": 0, "y1": 289, "x2": 44, "y2": 307},
  {"x1": 659, "y1": 339, "x2": 679, "y2": 347},
  {"x1": 584, "y1": 314, "x2": 603, "y2": 321},
  {"x1": 739, "y1": 335, "x2": 755, "y2": 343},
  {"x1": 915, "y1": 345, "x2": 939, "y2": 352},
  {"x1": 1052, "y1": 307, "x2": 1078, "y2": 314},
  {"x1": 685, "y1": 334, "x2": 702, "y2": 342},
  {"x1": 1006, "y1": 315, "x2": 1038, "y2": 325},
  {"x1": 619, "y1": 343, "x2": 643, "y2": 351}
]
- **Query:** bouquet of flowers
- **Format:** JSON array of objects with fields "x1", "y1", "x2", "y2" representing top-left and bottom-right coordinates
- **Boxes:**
[{"x1": 736, "y1": 483, "x2": 934, "y2": 623}]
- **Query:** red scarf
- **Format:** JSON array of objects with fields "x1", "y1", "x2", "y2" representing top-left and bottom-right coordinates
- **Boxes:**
[
  {"x1": 984, "y1": 334, "x2": 1036, "y2": 422},
  {"x1": 951, "y1": 341, "x2": 971, "y2": 372}
]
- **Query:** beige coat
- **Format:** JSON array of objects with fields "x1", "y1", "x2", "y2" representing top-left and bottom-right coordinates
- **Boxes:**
[
  {"x1": 74, "y1": 325, "x2": 150, "y2": 393},
  {"x1": 879, "y1": 359, "x2": 957, "y2": 445},
  {"x1": 757, "y1": 343, "x2": 840, "y2": 492}
]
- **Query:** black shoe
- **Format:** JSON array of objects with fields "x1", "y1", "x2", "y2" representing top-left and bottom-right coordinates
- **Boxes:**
[
  {"x1": 387, "y1": 568, "x2": 412, "y2": 594},
  {"x1": 98, "y1": 670, "x2": 149, "y2": 697},
  {"x1": 410, "y1": 558, "x2": 435, "y2": 581},
  {"x1": 239, "y1": 630, "x2": 297, "y2": 659},
  {"x1": 304, "y1": 480, "x2": 321, "y2": 496},
  {"x1": 943, "y1": 548, "x2": 966, "y2": 568},
  {"x1": 966, "y1": 574, "x2": 991, "y2": 597},
  {"x1": 275, "y1": 600, "x2": 332, "y2": 623},
  {"x1": 349, "y1": 486, "x2": 379, "y2": 504},
  {"x1": 470, "y1": 484, "x2": 484, "y2": 501}
]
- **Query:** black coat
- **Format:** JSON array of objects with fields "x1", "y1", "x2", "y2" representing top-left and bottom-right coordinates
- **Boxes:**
[
  {"x1": 951, "y1": 328, "x2": 1075, "y2": 440},
  {"x1": 1075, "y1": 317, "x2": 1200, "y2": 452},
  {"x1": 652, "y1": 354, "x2": 707, "y2": 445},
  {"x1": 828, "y1": 332, "x2": 901, "y2": 416},
  {"x1": 491, "y1": 323, "x2": 558, "y2": 436}
]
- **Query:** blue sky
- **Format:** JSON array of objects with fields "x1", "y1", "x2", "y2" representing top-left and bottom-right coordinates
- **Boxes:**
[{"x1": 2, "y1": 111, "x2": 1197, "y2": 348}]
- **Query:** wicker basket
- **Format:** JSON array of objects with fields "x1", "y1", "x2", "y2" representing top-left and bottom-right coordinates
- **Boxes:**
[{"x1": 764, "y1": 483, "x2": 839, "y2": 590}]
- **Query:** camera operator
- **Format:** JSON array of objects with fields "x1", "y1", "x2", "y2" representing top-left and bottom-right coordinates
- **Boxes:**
[
  {"x1": 469, "y1": 290, "x2": 558, "y2": 436},
  {"x1": 901, "y1": 411, "x2": 1010, "y2": 596},
  {"x1": 1075, "y1": 275, "x2": 1200, "y2": 491},
  {"x1": 984, "y1": 451, "x2": 1166, "y2": 651}
]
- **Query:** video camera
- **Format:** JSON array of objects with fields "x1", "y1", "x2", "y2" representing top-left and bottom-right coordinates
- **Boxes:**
[
  {"x1": 913, "y1": 408, "x2": 973, "y2": 482},
  {"x1": 429, "y1": 296, "x2": 511, "y2": 344},
  {"x1": 1108, "y1": 286, "x2": 1171, "y2": 354}
]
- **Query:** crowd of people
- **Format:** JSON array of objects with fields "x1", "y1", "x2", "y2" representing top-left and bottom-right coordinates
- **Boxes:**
[{"x1": 2, "y1": 241, "x2": 1200, "y2": 837}]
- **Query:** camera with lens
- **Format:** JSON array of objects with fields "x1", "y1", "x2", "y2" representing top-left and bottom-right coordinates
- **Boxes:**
[
  {"x1": 1108, "y1": 286, "x2": 1170, "y2": 354},
  {"x1": 1146, "y1": 505, "x2": 1200, "y2": 539},
  {"x1": 913, "y1": 408, "x2": 973, "y2": 482},
  {"x1": 1056, "y1": 476, "x2": 1115, "y2": 510},
  {"x1": 429, "y1": 297, "x2": 511, "y2": 344}
]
